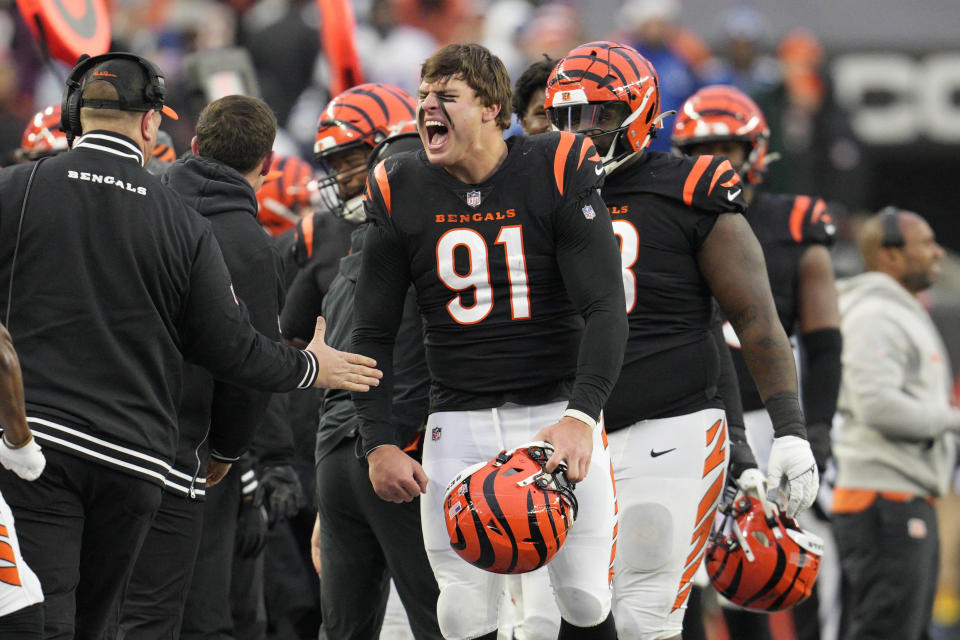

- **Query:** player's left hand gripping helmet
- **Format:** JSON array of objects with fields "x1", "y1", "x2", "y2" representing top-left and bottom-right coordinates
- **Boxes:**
[
  {"x1": 705, "y1": 494, "x2": 823, "y2": 611},
  {"x1": 671, "y1": 85, "x2": 773, "y2": 185},
  {"x1": 256, "y1": 154, "x2": 315, "y2": 236},
  {"x1": 17, "y1": 104, "x2": 68, "y2": 162},
  {"x1": 313, "y1": 83, "x2": 416, "y2": 218},
  {"x1": 544, "y1": 41, "x2": 667, "y2": 174},
  {"x1": 443, "y1": 442, "x2": 578, "y2": 575}
]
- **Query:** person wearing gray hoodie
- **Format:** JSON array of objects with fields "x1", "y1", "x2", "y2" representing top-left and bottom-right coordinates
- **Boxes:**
[{"x1": 833, "y1": 207, "x2": 957, "y2": 640}]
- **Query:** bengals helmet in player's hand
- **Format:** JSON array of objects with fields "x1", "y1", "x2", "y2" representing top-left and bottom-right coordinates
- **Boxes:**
[
  {"x1": 671, "y1": 84, "x2": 773, "y2": 185},
  {"x1": 442, "y1": 441, "x2": 578, "y2": 575},
  {"x1": 544, "y1": 41, "x2": 667, "y2": 173},
  {"x1": 705, "y1": 493, "x2": 823, "y2": 611}
]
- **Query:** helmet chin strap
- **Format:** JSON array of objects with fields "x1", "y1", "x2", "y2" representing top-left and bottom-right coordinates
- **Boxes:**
[
  {"x1": 601, "y1": 109, "x2": 676, "y2": 175},
  {"x1": 342, "y1": 195, "x2": 366, "y2": 224}
]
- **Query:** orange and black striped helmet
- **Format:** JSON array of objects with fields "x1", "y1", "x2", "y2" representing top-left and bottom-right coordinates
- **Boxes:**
[
  {"x1": 545, "y1": 41, "x2": 662, "y2": 168},
  {"x1": 313, "y1": 83, "x2": 416, "y2": 216},
  {"x1": 706, "y1": 495, "x2": 823, "y2": 611},
  {"x1": 442, "y1": 442, "x2": 578, "y2": 575},
  {"x1": 256, "y1": 154, "x2": 315, "y2": 236},
  {"x1": 18, "y1": 104, "x2": 68, "y2": 161},
  {"x1": 672, "y1": 85, "x2": 771, "y2": 185}
]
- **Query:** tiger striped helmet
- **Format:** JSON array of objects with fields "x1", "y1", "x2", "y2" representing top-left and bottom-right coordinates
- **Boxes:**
[
  {"x1": 545, "y1": 41, "x2": 663, "y2": 170},
  {"x1": 313, "y1": 83, "x2": 416, "y2": 216},
  {"x1": 705, "y1": 495, "x2": 823, "y2": 611},
  {"x1": 672, "y1": 85, "x2": 771, "y2": 184},
  {"x1": 18, "y1": 104, "x2": 68, "y2": 161},
  {"x1": 442, "y1": 442, "x2": 578, "y2": 575},
  {"x1": 256, "y1": 154, "x2": 315, "y2": 236}
]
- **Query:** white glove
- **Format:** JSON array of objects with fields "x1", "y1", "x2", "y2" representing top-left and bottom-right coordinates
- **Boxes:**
[
  {"x1": 0, "y1": 433, "x2": 46, "y2": 481},
  {"x1": 766, "y1": 435, "x2": 819, "y2": 518}
]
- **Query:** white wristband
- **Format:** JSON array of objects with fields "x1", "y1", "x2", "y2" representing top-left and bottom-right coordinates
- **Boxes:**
[{"x1": 563, "y1": 409, "x2": 598, "y2": 432}]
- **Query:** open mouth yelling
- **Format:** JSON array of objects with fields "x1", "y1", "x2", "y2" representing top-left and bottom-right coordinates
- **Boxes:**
[{"x1": 424, "y1": 119, "x2": 450, "y2": 152}]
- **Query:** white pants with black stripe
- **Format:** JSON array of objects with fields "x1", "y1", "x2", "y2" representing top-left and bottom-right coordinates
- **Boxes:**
[
  {"x1": 608, "y1": 408, "x2": 728, "y2": 640},
  {"x1": 420, "y1": 401, "x2": 617, "y2": 640},
  {"x1": 0, "y1": 490, "x2": 43, "y2": 618}
]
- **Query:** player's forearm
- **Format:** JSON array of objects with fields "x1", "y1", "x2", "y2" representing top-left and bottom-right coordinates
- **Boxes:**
[
  {"x1": 731, "y1": 307, "x2": 798, "y2": 402},
  {"x1": 570, "y1": 304, "x2": 628, "y2": 419},
  {"x1": 0, "y1": 330, "x2": 30, "y2": 444}
]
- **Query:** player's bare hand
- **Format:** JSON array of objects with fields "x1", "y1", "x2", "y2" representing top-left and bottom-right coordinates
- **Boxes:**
[
  {"x1": 205, "y1": 460, "x2": 232, "y2": 487},
  {"x1": 534, "y1": 417, "x2": 593, "y2": 482},
  {"x1": 306, "y1": 317, "x2": 382, "y2": 391},
  {"x1": 368, "y1": 445, "x2": 429, "y2": 503},
  {"x1": 311, "y1": 513, "x2": 322, "y2": 578}
]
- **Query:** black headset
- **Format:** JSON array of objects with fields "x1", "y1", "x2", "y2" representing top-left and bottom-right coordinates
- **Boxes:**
[
  {"x1": 60, "y1": 52, "x2": 168, "y2": 147},
  {"x1": 879, "y1": 205, "x2": 905, "y2": 248}
]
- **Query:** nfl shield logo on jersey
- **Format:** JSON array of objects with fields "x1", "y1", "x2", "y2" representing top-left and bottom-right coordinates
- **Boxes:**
[
  {"x1": 432, "y1": 426, "x2": 442, "y2": 441},
  {"x1": 582, "y1": 204, "x2": 596, "y2": 220},
  {"x1": 466, "y1": 190, "x2": 482, "y2": 208}
]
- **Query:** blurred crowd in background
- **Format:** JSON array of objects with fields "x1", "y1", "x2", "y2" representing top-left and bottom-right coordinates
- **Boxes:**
[{"x1": 3, "y1": 0, "x2": 960, "y2": 638}]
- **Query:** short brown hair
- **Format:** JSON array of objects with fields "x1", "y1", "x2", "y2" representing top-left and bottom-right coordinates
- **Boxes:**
[
  {"x1": 421, "y1": 43, "x2": 512, "y2": 130},
  {"x1": 196, "y1": 95, "x2": 277, "y2": 174}
]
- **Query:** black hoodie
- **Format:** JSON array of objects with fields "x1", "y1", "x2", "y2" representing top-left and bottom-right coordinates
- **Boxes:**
[{"x1": 162, "y1": 155, "x2": 286, "y2": 498}]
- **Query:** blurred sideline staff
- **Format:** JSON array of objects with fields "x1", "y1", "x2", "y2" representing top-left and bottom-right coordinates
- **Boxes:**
[{"x1": 0, "y1": 51, "x2": 380, "y2": 639}]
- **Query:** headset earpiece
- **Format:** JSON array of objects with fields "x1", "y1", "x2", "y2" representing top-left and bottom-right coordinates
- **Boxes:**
[
  {"x1": 59, "y1": 52, "x2": 168, "y2": 148},
  {"x1": 880, "y1": 206, "x2": 904, "y2": 248}
]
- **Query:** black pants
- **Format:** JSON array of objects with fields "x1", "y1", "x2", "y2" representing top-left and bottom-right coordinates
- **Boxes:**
[
  {"x1": 0, "y1": 449, "x2": 162, "y2": 640},
  {"x1": 117, "y1": 489, "x2": 205, "y2": 639},
  {"x1": 181, "y1": 467, "x2": 244, "y2": 640},
  {"x1": 316, "y1": 438, "x2": 441, "y2": 640},
  {"x1": 0, "y1": 603, "x2": 43, "y2": 639},
  {"x1": 834, "y1": 495, "x2": 938, "y2": 640},
  {"x1": 264, "y1": 461, "x2": 320, "y2": 639}
]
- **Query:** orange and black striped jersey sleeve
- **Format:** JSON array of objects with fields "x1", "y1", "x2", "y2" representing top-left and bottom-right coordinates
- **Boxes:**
[
  {"x1": 785, "y1": 195, "x2": 836, "y2": 246},
  {"x1": 547, "y1": 131, "x2": 605, "y2": 200},
  {"x1": 678, "y1": 154, "x2": 746, "y2": 213}
]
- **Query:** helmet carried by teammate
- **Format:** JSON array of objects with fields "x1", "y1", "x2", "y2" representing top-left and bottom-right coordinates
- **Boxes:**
[
  {"x1": 545, "y1": 41, "x2": 668, "y2": 173},
  {"x1": 705, "y1": 493, "x2": 823, "y2": 611},
  {"x1": 671, "y1": 85, "x2": 772, "y2": 185},
  {"x1": 443, "y1": 442, "x2": 578, "y2": 575}
]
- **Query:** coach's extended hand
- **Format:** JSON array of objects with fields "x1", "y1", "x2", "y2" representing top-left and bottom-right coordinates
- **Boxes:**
[{"x1": 306, "y1": 317, "x2": 382, "y2": 391}]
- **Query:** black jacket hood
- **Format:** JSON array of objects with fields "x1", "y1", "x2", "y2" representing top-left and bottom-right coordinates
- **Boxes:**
[{"x1": 163, "y1": 154, "x2": 258, "y2": 219}]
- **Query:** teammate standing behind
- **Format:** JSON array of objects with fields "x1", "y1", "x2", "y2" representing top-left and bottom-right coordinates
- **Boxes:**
[
  {"x1": 511, "y1": 56, "x2": 556, "y2": 136},
  {"x1": 312, "y1": 130, "x2": 442, "y2": 640},
  {"x1": 545, "y1": 41, "x2": 818, "y2": 640},
  {"x1": 672, "y1": 84, "x2": 842, "y2": 640},
  {"x1": 0, "y1": 53, "x2": 380, "y2": 639},
  {"x1": 0, "y1": 321, "x2": 45, "y2": 639},
  {"x1": 352, "y1": 43, "x2": 628, "y2": 640},
  {"x1": 117, "y1": 94, "x2": 290, "y2": 639}
]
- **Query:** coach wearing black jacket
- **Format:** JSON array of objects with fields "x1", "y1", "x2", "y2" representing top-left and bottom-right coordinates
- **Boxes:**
[
  {"x1": 0, "y1": 53, "x2": 380, "y2": 640},
  {"x1": 117, "y1": 94, "x2": 291, "y2": 638}
]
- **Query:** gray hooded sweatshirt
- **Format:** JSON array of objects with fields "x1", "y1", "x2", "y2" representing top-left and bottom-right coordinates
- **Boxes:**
[{"x1": 835, "y1": 271, "x2": 958, "y2": 497}]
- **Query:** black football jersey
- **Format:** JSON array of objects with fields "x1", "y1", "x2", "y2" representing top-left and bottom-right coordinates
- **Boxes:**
[
  {"x1": 351, "y1": 132, "x2": 627, "y2": 448},
  {"x1": 602, "y1": 151, "x2": 748, "y2": 430},
  {"x1": 729, "y1": 191, "x2": 836, "y2": 411}
]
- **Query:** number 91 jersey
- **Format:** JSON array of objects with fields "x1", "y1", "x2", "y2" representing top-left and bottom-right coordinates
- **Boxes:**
[{"x1": 360, "y1": 131, "x2": 612, "y2": 408}]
